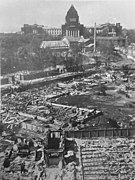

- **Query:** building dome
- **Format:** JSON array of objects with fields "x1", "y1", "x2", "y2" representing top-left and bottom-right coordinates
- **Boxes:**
[{"x1": 65, "y1": 5, "x2": 79, "y2": 24}]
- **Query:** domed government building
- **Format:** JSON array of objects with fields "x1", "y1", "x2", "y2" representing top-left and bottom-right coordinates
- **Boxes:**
[{"x1": 62, "y1": 5, "x2": 84, "y2": 37}]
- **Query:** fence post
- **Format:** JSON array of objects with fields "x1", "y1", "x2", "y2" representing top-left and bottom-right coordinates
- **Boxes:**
[
  {"x1": 119, "y1": 129, "x2": 121, "y2": 137},
  {"x1": 97, "y1": 130, "x2": 99, "y2": 137},
  {"x1": 112, "y1": 129, "x2": 114, "y2": 137},
  {"x1": 73, "y1": 131, "x2": 75, "y2": 138},
  {"x1": 104, "y1": 129, "x2": 106, "y2": 137},
  {"x1": 89, "y1": 131, "x2": 91, "y2": 138},
  {"x1": 81, "y1": 131, "x2": 83, "y2": 139},
  {"x1": 127, "y1": 129, "x2": 129, "y2": 137}
]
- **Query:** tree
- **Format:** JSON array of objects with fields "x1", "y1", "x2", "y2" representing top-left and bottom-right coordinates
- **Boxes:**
[
  {"x1": 97, "y1": 41, "x2": 115, "y2": 55},
  {"x1": 122, "y1": 29, "x2": 135, "y2": 43},
  {"x1": 1, "y1": 32, "x2": 55, "y2": 74}
]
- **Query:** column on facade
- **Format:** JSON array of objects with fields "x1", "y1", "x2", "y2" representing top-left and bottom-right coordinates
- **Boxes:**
[
  {"x1": 73, "y1": 31, "x2": 75, "y2": 37},
  {"x1": 74, "y1": 31, "x2": 76, "y2": 37},
  {"x1": 78, "y1": 30, "x2": 80, "y2": 37}
]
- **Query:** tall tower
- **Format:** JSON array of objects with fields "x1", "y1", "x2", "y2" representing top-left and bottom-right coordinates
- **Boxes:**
[{"x1": 62, "y1": 5, "x2": 84, "y2": 37}]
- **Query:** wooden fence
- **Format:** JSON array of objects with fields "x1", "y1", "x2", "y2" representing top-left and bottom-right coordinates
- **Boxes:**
[
  {"x1": 65, "y1": 128, "x2": 135, "y2": 138},
  {"x1": 21, "y1": 123, "x2": 135, "y2": 138}
]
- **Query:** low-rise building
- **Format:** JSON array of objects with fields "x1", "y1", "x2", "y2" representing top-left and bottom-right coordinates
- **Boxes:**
[
  {"x1": 40, "y1": 40, "x2": 69, "y2": 56},
  {"x1": 96, "y1": 36, "x2": 127, "y2": 47},
  {"x1": 21, "y1": 24, "x2": 44, "y2": 34},
  {"x1": 62, "y1": 36, "x2": 90, "y2": 51},
  {"x1": 44, "y1": 27, "x2": 62, "y2": 37},
  {"x1": 21, "y1": 24, "x2": 62, "y2": 37},
  {"x1": 86, "y1": 23, "x2": 122, "y2": 37}
]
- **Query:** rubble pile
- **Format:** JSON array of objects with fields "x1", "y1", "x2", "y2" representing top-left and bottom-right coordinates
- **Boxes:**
[
  {"x1": 55, "y1": 162, "x2": 77, "y2": 180},
  {"x1": 0, "y1": 130, "x2": 80, "y2": 180},
  {"x1": 0, "y1": 137, "x2": 48, "y2": 180},
  {"x1": 1, "y1": 68, "x2": 135, "y2": 133},
  {"x1": 1, "y1": 79, "x2": 105, "y2": 132},
  {"x1": 80, "y1": 138, "x2": 135, "y2": 180}
]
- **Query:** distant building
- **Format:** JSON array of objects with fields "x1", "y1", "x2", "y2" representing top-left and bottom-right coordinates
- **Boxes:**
[
  {"x1": 44, "y1": 27, "x2": 62, "y2": 37},
  {"x1": 21, "y1": 24, "x2": 62, "y2": 37},
  {"x1": 86, "y1": 23, "x2": 122, "y2": 37},
  {"x1": 62, "y1": 5, "x2": 84, "y2": 37},
  {"x1": 21, "y1": 24, "x2": 44, "y2": 34},
  {"x1": 21, "y1": 6, "x2": 123, "y2": 40},
  {"x1": 40, "y1": 40, "x2": 69, "y2": 56},
  {"x1": 96, "y1": 36, "x2": 127, "y2": 47},
  {"x1": 62, "y1": 36, "x2": 89, "y2": 51}
]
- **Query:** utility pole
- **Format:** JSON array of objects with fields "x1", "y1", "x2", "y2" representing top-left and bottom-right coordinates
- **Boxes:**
[{"x1": 94, "y1": 22, "x2": 96, "y2": 53}]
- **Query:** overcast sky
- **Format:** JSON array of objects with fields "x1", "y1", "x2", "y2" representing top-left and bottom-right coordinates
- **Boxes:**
[{"x1": 0, "y1": 0, "x2": 135, "y2": 33}]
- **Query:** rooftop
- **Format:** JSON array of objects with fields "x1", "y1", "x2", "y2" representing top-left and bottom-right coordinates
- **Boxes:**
[
  {"x1": 96, "y1": 36, "x2": 126, "y2": 40},
  {"x1": 40, "y1": 40, "x2": 69, "y2": 49},
  {"x1": 63, "y1": 36, "x2": 89, "y2": 43}
]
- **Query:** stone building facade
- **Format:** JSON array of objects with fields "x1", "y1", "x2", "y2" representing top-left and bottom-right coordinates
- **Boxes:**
[{"x1": 44, "y1": 27, "x2": 62, "y2": 37}]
